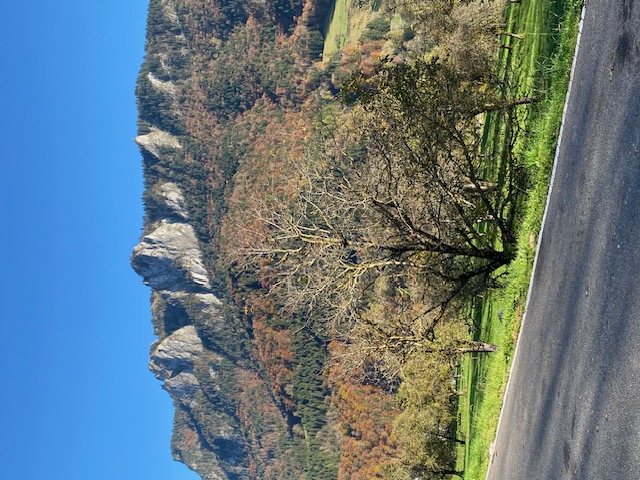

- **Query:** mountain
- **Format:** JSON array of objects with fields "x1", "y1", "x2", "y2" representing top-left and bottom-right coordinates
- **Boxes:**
[
  {"x1": 131, "y1": 0, "x2": 404, "y2": 478},
  {"x1": 132, "y1": 0, "x2": 519, "y2": 478}
]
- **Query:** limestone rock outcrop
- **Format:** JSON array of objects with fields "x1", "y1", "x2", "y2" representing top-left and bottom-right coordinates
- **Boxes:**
[
  {"x1": 134, "y1": 128, "x2": 182, "y2": 159},
  {"x1": 131, "y1": 125, "x2": 240, "y2": 476},
  {"x1": 158, "y1": 182, "x2": 188, "y2": 219},
  {"x1": 148, "y1": 72, "x2": 178, "y2": 96},
  {"x1": 131, "y1": 220, "x2": 210, "y2": 292},
  {"x1": 149, "y1": 325, "x2": 202, "y2": 408}
]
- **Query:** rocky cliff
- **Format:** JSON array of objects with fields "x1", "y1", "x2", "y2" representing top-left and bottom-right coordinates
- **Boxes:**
[
  {"x1": 132, "y1": 0, "x2": 404, "y2": 478},
  {"x1": 132, "y1": 2, "x2": 312, "y2": 478},
  {"x1": 131, "y1": 164, "x2": 245, "y2": 479},
  {"x1": 132, "y1": 2, "x2": 245, "y2": 478}
]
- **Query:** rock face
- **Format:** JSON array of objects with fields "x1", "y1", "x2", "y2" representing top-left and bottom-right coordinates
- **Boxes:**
[
  {"x1": 134, "y1": 127, "x2": 182, "y2": 159},
  {"x1": 150, "y1": 325, "x2": 203, "y2": 407},
  {"x1": 132, "y1": 2, "x2": 256, "y2": 478},
  {"x1": 131, "y1": 180, "x2": 245, "y2": 479},
  {"x1": 158, "y1": 182, "x2": 188, "y2": 219},
  {"x1": 132, "y1": 3, "x2": 252, "y2": 476},
  {"x1": 148, "y1": 72, "x2": 178, "y2": 96},
  {"x1": 131, "y1": 220, "x2": 211, "y2": 292}
]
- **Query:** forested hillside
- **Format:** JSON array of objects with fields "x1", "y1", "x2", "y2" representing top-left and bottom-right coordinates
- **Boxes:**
[{"x1": 132, "y1": 0, "x2": 534, "y2": 478}]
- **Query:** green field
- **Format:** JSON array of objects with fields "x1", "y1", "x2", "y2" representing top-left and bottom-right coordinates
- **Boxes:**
[
  {"x1": 323, "y1": 0, "x2": 352, "y2": 59},
  {"x1": 322, "y1": 0, "x2": 383, "y2": 61},
  {"x1": 458, "y1": 0, "x2": 584, "y2": 478}
]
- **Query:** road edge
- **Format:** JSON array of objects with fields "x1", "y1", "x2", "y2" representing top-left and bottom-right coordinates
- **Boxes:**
[{"x1": 484, "y1": 3, "x2": 587, "y2": 478}]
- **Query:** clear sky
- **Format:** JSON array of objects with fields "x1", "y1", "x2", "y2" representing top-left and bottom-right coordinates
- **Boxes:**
[{"x1": 0, "y1": 1, "x2": 198, "y2": 479}]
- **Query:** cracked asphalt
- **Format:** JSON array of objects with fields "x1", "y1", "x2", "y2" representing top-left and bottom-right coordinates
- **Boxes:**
[{"x1": 486, "y1": 1, "x2": 640, "y2": 478}]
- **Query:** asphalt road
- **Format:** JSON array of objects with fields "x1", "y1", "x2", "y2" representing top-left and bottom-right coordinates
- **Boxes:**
[{"x1": 486, "y1": 1, "x2": 640, "y2": 479}]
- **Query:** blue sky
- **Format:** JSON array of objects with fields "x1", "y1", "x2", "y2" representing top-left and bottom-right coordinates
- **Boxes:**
[{"x1": 0, "y1": 1, "x2": 198, "y2": 479}]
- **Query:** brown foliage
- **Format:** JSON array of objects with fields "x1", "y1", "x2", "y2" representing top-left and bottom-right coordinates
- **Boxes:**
[{"x1": 328, "y1": 344, "x2": 400, "y2": 480}]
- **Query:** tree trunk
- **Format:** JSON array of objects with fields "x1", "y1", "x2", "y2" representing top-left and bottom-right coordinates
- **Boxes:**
[
  {"x1": 456, "y1": 341, "x2": 498, "y2": 354},
  {"x1": 480, "y1": 96, "x2": 539, "y2": 114},
  {"x1": 499, "y1": 31, "x2": 525, "y2": 40},
  {"x1": 438, "y1": 434, "x2": 466, "y2": 445}
]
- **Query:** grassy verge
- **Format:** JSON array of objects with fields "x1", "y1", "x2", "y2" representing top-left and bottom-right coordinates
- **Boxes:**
[{"x1": 459, "y1": 1, "x2": 583, "y2": 478}]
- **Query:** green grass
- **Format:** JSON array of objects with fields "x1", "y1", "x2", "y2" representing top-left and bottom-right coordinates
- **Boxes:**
[
  {"x1": 323, "y1": 0, "x2": 352, "y2": 60},
  {"x1": 459, "y1": 1, "x2": 584, "y2": 478},
  {"x1": 322, "y1": 0, "x2": 379, "y2": 61}
]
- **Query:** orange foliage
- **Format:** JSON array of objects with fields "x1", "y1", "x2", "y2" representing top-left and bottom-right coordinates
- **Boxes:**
[{"x1": 328, "y1": 344, "x2": 400, "y2": 480}]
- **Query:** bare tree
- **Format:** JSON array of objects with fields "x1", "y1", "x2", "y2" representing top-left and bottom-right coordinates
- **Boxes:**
[
  {"x1": 228, "y1": 61, "x2": 526, "y2": 374},
  {"x1": 226, "y1": 16, "x2": 535, "y2": 381}
]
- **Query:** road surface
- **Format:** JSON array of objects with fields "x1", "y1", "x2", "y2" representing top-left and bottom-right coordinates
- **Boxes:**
[{"x1": 487, "y1": 0, "x2": 640, "y2": 478}]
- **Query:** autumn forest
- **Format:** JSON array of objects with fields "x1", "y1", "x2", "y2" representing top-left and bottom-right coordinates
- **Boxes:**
[{"x1": 135, "y1": 0, "x2": 539, "y2": 478}]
